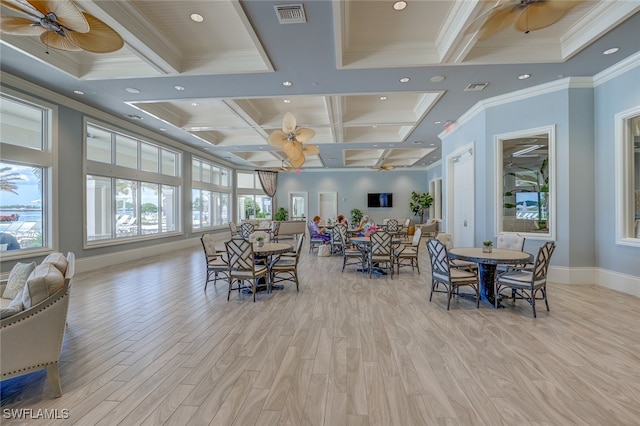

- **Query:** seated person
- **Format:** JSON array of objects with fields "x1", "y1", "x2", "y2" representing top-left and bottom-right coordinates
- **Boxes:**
[
  {"x1": 310, "y1": 215, "x2": 331, "y2": 242},
  {"x1": 0, "y1": 232, "x2": 20, "y2": 250},
  {"x1": 336, "y1": 214, "x2": 348, "y2": 227},
  {"x1": 357, "y1": 215, "x2": 373, "y2": 237}
]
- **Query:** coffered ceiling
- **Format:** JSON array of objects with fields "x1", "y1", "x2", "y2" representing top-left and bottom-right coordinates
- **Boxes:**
[{"x1": 1, "y1": 0, "x2": 639, "y2": 171}]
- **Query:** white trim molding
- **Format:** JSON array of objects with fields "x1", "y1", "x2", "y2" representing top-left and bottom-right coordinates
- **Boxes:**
[{"x1": 548, "y1": 266, "x2": 640, "y2": 297}]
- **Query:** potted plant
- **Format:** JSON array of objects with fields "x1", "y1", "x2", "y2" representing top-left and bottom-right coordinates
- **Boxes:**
[
  {"x1": 274, "y1": 207, "x2": 288, "y2": 221},
  {"x1": 255, "y1": 236, "x2": 265, "y2": 247},
  {"x1": 350, "y1": 208, "x2": 363, "y2": 226},
  {"x1": 409, "y1": 191, "x2": 433, "y2": 224},
  {"x1": 483, "y1": 240, "x2": 493, "y2": 253}
]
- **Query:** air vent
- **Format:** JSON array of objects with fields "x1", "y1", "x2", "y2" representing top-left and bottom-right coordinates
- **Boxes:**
[
  {"x1": 464, "y1": 82, "x2": 489, "y2": 92},
  {"x1": 274, "y1": 4, "x2": 306, "y2": 24}
]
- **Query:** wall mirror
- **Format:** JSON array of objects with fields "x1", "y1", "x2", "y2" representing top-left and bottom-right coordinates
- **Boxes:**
[
  {"x1": 495, "y1": 125, "x2": 555, "y2": 240},
  {"x1": 615, "y1": 106, "x2": 640, "y2": 246}
]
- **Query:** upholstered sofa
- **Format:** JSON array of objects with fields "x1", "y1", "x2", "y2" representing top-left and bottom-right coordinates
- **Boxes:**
[{"x1": 0, "y1": 252, "x2": 75, "y2": 397}]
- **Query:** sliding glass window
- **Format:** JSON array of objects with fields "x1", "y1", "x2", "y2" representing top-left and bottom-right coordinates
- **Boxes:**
[
  {"x1": 192, "y1": 157, "x2": 231, "y2": 230},
  {"x1": 85, "y1": 121, "x2": 181, "y2": 246},
  {"x1": 236, "y1": 171, "x2": 272, "y2": 222},
  {"x1": 0, "y1": 90, "x2": 55, "y2": 256}
]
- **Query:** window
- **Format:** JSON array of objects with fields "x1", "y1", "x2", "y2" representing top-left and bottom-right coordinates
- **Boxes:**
[
  {"x1": 85, "y1": 121, "x2": 181, "y2": 245},
  {"x1": 0, "y1": 91, "x2": 55, "y2": 255},
  {"x1": 191, "y1": 157, "x2": 231, "y2": 230},
  {"x1": 236, "y1": 171, "x2": 272, "y2": 221},
  {"x1": 495, "y1": 125, "x2": 555, "y2": 240},
  {"x1": 615, "y1": 107, "x2": 640, "y2": 246}
]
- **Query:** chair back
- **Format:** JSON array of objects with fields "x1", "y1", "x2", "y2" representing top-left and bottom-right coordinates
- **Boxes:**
[
  {"x1": 403, "y1": 218, "x2": 410, "y2": 227},
  {"x1": 370, "y1": 231, "x2": 393, "y2": 257},
  {"x1": 382, "y1": 218, "x2": 390, "y2": 225},
  {"x1": 249, "y1": 230, "x2": 270, "y2": 243},
  {"x1": 294, "y1": 233, "x2": 305, "y2": 259},
  {"x1": 229, "y1": 222, "x2": 239, "y2": 236},
  {"x1": 225, "y1": 238, "x2": 256, "y2": 271},
  {"x1": 497, "y1": 232, "x2": 525, "y2": 251},
  {"x1": 435, "y1": 232, "x2": 454, "y2": 250},
  {"x1": 427, "y1": 238, "x2": 451, "y2": 279},
  {"x1": 532, "y1": 241, "x2": 556, "y2": 281},
  {"x1": 258, "y1": 220, "x2": 271, "y2": 230},
  {"x1": 386, "y1": 219, "x2": 400, "y2": 233},
  {"x1": 201, "y1": 234, "x2": 218, "y2": 257},
  {"x1": 239, "y1": 222, "x2": 255, "y2": 239},
  {"x1": 331, "y1": 223, "x2": 347, "y2": 254},
  {"x1": 271, "y1": 221, "x2": 280, "y2": 238},
  {"x1": 411, "y1": 227, "x2": 422, "y2": 246}
]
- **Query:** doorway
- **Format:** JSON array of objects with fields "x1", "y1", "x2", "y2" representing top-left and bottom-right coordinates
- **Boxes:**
[
  {"x1": 447, "y1": 144, "x2": 475, "y2": 247},
  {"x1": 289, "y1": 192, "x2": 307, "y2": 221}
]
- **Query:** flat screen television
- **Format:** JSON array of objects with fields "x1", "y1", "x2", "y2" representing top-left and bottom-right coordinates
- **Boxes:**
[{"x1": 368, "y1": 193, "x2": 393, "y2": 208}]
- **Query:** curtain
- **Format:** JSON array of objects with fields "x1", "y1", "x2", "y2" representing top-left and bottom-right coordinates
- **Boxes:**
[{"x1": 257, "y1": 170, "x2": 278, "y2": 197}]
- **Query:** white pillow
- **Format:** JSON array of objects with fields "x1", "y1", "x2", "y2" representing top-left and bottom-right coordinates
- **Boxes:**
[
  {"x1": 0, "y1": 294, "x2": 24, "y2": 319},
  {"x1": 2, "y1": 261, "x2": 36, "y2": 300},
  {"x1": 22, "y1": 263, "x2": 64, "y2": 309},
  {"x1": 41, "y1": 252, "x2": 68, "y2": 275}
]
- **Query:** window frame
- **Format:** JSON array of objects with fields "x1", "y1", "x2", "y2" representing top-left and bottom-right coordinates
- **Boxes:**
[
  {"x1": 0, "y1": 88, "x2": 58, "y2": 259},
  {"x1": 83, "y1": 119, "x2": 182, "y2": 248},
  {"x1": 494, "y1": 125, "x2": 556, "y2": 241},
  {"x1": 191, "y1": 156, "x2": 232, "y2": 231},
  {"x1": 615, "y1": 105, "x2": 640, "y2": 247}
]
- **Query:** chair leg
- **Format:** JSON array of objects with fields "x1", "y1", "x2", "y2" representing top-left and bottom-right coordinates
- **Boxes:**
[
  {"x1": 447, "y1": 285, "x2": 453, "y2": 310},
  {"x1": 543, "y1": 288, "x2": 550, "y2": 312},
  {"x1": 531, "y1": 291, "x2": 536, "y2": 318},
  {"x1": 46, "y1": 363, "x2": 62, "y2": 397},
  {"x1": 429, "y1": 279, "x2": 435, "y2": 301}
]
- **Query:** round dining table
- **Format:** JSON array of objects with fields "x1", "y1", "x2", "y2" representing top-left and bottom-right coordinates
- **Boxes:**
[
  {"x1": 448, "y1": 247, "x2": 532, "y2": 307},
  {"x1": 252, "y1": 242, "x2": 293, "y2": 290}
]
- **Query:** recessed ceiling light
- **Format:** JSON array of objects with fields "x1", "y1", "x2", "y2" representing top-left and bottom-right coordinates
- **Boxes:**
[
  {"x1": 282, "y1": 81, "x2": 293, "y2": 87},
  {"x1": 399, "y1": 77, "x2": 410, "y2": 83},
  {"x1": 174, "y1": 85, "x2": 185, "y2": 91},
  {"x1": 518, "y1": 74, "x2": 531, "y2": 80},
  {"x1": 373, "y1": 144, "x2": 378, "y2": 147},
  {"x1": 190, "y1": 13, "x2": 204, "y2": 23},
  {"x1": 413, "y1": 141, "x2": 424, "y2": 144},
  {"x1": 430, "y1": 75, "x2": 445, "y2": 83},
  {"x1": 429, "y1": 143, "x2": 435, "y2": 146},
  {"x1": 379, "y1": 96, "x2": 388, "y2": 101},
  {"x1": 127, "y1": 114, "x2": 143, "y2": 120},
  {"x1": 125, "y1": 87, "x2": 140, "y2": 94},
  {"x1": 434, "y1": 120, "x2": 442, "y2": 124},
  {"x1": 329, "y1": 157, "x2": 336, "y2": 160},
  {"x1": 393, "y1": 1, "x2": 407, "y2": 11},
  {"x1": 191, "y1": 102, "x2": 200, "y2": 107},
  {"x1": 603, "y1": 47, "x2": 619, "y2": 55},
  {"x1": 73, "y1": 90, "x2": 84, "y2": 95},
  {"x1": 283, "y1": 99, "x2": 291, "y2": 103},
  {"x1": 160, "y1": 128, "x2": 166, "y2": 132}
]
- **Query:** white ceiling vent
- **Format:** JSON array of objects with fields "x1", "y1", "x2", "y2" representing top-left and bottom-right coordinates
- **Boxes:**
[
  {"x1": 274, "y1": 4, "x2": 307, "y2": 24},
  {"x1": 464, "y1": 82, "x2": 489, "y2": 92}
]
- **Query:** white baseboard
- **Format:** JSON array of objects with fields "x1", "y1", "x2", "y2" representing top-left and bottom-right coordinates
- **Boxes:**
[
  {"x1": 74, "y1": 234, "x2": 229, "y2": 274},
  {"x1": 549, "y1": 266, "x2": 640, "y2": 297}
]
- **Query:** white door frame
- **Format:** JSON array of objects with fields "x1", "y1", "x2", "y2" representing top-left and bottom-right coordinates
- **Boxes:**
[
  {"x1": 446, "y1": 142, "x2": 475, "y2": 247},
  {"x1": 289, "y1": 191, "x2": 308, "y2": 221}
]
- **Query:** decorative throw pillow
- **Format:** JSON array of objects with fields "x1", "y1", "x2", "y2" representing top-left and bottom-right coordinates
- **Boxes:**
[
  {"x1": 41, "y1": 252, "x2": 68, "y2": 275},
  {"x1": 21, "y1": 263, "x2": 64, "y2": 309},
  {"x1": 2, "y1": 262, "x2": 36, "y2": 300},
  {"x1": 0, "y1": 294, "x2": 24, "y2": 319}
]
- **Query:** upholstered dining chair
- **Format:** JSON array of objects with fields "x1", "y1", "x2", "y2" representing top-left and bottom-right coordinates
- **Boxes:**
[
  {"x1": 200, "y1": 234, "x2": 228, "y2": 291},
  {"x1": 229, "y1": 222, "x2": 239, "y2": 237},
  {"x1": 494, "y1": 241, "x2": 556, "y2": 317},
  {"x1": 427, "y1": 239, "x2": 479, "y2": 310},
  {"x1": 435, "y1": 233, "x2": 478, "y2": 272},
  {"x1": 331, "y1": 223, "x2": 347, "y2": 255},
  {"x1": 270, "y1": 234, "x2": 305, "y2": 291},
  {"x1": 225, "y1": 238, "x2": 270, "y2": 302},
  {"x1": 385, "y1": 219, "x2": 400, "y2": 237},
  {"x1": 338, "y1": 224, "x2": 363, "y2": 272},
  {"x1": 307, "y1": 221, "x2": 325, "y2": 253},
  {"x1": 270, "y1": 221, "x2": 281, "y2": 242},
  {"x1": 398, "y1": 218, "x2": 411, "y2": 240},
  {"x1": 368, "y1": 230, "x2": 394, "y2": 279},
  {"x1": 394, "y1": 227, "x2": 421, "y2": 274},
  {"x1": 496, "y1": 232, "x2": 526, "y2": 274},
  {"x1": 239, "y1": 222, "x2": 255, "y2": 239}
]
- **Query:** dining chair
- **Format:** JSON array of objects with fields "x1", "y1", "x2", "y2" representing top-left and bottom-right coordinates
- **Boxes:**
[
  {"x1": 338, "y1": 225, "x2": 363, "y2": 272},
  {"x1": 270, "y1": 234, "x2": 305, "y2": 291},
  {"x1": 270, "y1": 221, "x2": 281, "y2": 242},
  {"x1": 394, "y1": 227, "x2": 421, "y2": 275},
  {"x1": 307, "y1": 221, "x2": 325, "y2": 253},
  {"x1": 200, "y1": 234, "x2": 229, "y2": 291},
  {"x1": 427, "y1": 239, "x2": 479, "y2": 310},
  {"x1": 368, "y1": 231, "x2": 394, "y2": 279},
  {"x1": 386, "y1": 219, "x2": 400, "y2": 237},
  {"x1": 435, "y1": 232, "x2": 478, "y2": 272},
  {"x1": 496, "y1": 232, "x2": 526, "y2": 274},
  {"x1": 225, "y1": 238, "x2": 270, "y2": 302},
  {"x1": 398, "y1": 218, "x2": 411, "y2": 240},
  {"x1": 228, "y1": 222, "x2": 239, "y2": 237},
  {"x1": 494, "y1": 241, "x2": 556, "y2": 317},
  {"x1": 330, "y1": 223, "x2": 346, "y2": 255},
  {"x1": 239, "y1": 222, "x2": 255, "y2": 239}
]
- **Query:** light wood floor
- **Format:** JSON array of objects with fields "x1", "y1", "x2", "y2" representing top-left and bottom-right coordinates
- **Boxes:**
[{"x1": 2, "y1": 240, "x2": 640, "y2": 425}]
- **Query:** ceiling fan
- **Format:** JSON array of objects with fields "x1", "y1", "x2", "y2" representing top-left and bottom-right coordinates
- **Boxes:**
[
  {"x1": 470, "y1": 0, "x2": 586, "y2": 41},
  {"x1": 0, "y1": 0, "x2": 124, "y2": 53},
  {"x1": 267, "y1": 112, "x2": 319, "y2": 168},
  {"x1": 371, "y1": 164, "x2": 395, "y2": 172}
]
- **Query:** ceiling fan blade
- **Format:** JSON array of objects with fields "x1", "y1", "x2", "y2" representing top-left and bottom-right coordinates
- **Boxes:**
[
  {"x1": 290, "y1": 155, "x2": 305, "y2": 168},
  {"x1": 267, "y1": 130, "x2": 287, "y2": 148},
  {"x1": 0, "y1": 0, "x2": 42, "y2": 19},
  {"x1": 478, "y1": 4, "x2": 521, "y2": 41},
  {"x1": 295, "y1": 127, "x2": 315, "y2": 143},
  {"x1": 40, "y1": 29, "x2": 82, "y2": 51},
  {"x1": 0, "y1": 16, "x2": 46, "y2": 35},
  {"x1": 283, "y1": 140, "x2": 304, "y2": 162},
  {"x1": 302, "y1": 145, "x2": 319, "y2": 156},
  {"x1": 514, "y1": 1, "x2": 574, "y2": 33},
  {"x1": 64, "y1": 12, "x2": 123, "y2": 53},
  {"x1": 282, "y1": 112, "x2": 296, "y2": 133},
  {"x1": 29, "y1": 0, "x2": 90, "y2": 33}
]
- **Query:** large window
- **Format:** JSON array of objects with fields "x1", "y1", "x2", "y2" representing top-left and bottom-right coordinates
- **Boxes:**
[
  {"x1": 236, "y1": 171, "x2": 271, "y2": 221},
  {"x1": 85, "y1": 121, "x2": 181, "y2": 245},
  {"x1": 0, "y1": 91, "x2": 55, "y2": 256},
  {"x1": 615, "y1": 107, "x2": 640, "y2": 246},
  {"x1": 192, "y1": 158, "x2": 231, "y2": 229},
  {"x1": 495, "y1": 125, "x2": 555, "y2": 240}
]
